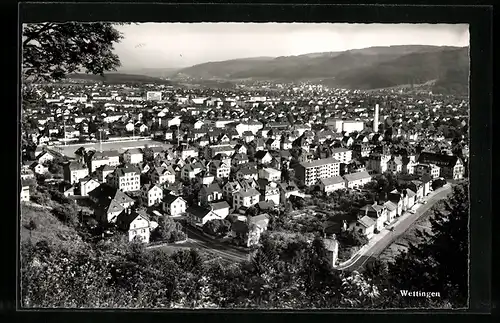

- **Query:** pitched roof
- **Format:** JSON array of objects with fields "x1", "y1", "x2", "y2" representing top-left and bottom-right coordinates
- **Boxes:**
[
  {"x1": 320, "y1": 176, "x2": 345, "y2": 186},
  {"x1": 358, "y1": 215, "x2": 376, "y2": 228},
  {"x1": 417, "y1": 152, "x2": 461, "y2": 168},
  {"x1": 383, "y1": 201, "x2": 398, "y2": 211},
  {"x1": 164, "y1": 194, "x2": 185, "y2": 205},
  {"x1": 210, "y1": 201, "x2": 230, "y2": 210},
  {"x1": 237, "y1": 188, "x2": 260, "y2": 197},
  {"x1": 254, "y1": 150, "x2": 271, "y2": 159},
  {"x1": 186, "y1": 205, "x2": 213, "y2": 219},
  {"x1": 343, "y1": 171, "x2": 371, "y2": 182}
]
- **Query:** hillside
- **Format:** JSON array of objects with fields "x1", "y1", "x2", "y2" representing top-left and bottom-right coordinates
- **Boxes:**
[
  {"x1": 20, "y1": 204, "x2": 88, "y2": 253},
  {"x1": 67, "y1": 73, "x2": 173, "y2": 85},
  {"x1": 173, "y1": 45, "x2": 469, "y2": 94}
]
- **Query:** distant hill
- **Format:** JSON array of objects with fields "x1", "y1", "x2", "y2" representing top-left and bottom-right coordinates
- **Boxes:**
[
  {"x1": 173, "y1": 45, "x2": 469, "y2": 94},
  {"x1": 116, "y1": 67, "x2": 180, "y2": 78},
  {"x1": 66, "y1": 73, "x2": 173, "y2": 85}
]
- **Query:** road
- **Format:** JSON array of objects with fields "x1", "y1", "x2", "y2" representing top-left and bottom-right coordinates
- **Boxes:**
[
  {"x1": 185, "y1": 227, "x2": 249, "y2": 262},
  {"x1": 338, "y1": 184, "x2": 452, "y2": 272}
]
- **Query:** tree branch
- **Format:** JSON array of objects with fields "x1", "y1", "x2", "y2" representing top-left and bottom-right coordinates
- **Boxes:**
[{"x1": 23, "y1": 23, "x2": 55, "y2": 47}]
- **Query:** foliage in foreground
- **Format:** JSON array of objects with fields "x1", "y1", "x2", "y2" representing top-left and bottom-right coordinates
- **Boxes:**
[{"x1": 20, "y1": 182, "x2": 468, "y2": 309}]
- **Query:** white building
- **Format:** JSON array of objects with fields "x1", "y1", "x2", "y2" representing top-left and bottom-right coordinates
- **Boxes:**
[
  {"x1": 233, "y1": 188, "x2": 260, "y2": 209},
  {"x1": 319, "y1": 176, "x2": 346, "y2": 194},
  {"x1": 141, "y1": 184, "x2": 163, "y2": 207},
  {"x1": 258, "y1": 167, "x2": 282, "y2": 182}
]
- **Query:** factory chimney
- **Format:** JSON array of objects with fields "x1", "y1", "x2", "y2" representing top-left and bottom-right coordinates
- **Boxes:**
[{"x1": 373, "y1": 103, "x2": 380, "y2": 133}]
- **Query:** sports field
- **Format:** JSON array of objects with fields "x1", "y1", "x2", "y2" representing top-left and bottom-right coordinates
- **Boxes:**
[{"x1": 51, "y1": 139, "x2": 170, "y2": 158}]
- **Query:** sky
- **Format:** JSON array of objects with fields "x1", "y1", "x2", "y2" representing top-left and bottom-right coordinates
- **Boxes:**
[{"x1": 113, "y1": 23, "x2": 469, "y2": 69}]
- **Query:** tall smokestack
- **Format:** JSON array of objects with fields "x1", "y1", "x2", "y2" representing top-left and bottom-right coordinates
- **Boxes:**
[{"x1": 374, "y1": 103, "x2": 380, "y2": 133}]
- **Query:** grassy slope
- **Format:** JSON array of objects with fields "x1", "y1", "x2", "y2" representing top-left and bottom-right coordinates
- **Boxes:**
[{"x1": 20, "y1": 204, "x2": 88, "y2": 253}]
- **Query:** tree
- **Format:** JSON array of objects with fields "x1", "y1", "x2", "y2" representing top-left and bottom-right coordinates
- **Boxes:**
[
  {"x1": 388, "y1": 182, "x2": 469, "y2": 308},
  {"x1": 22, "y1": 23, "x2": 124, "y2": 84},
  {"x1": 24, "y1": 220, "x2": 37, "y2": 240},
  {"x1": 152, "y1": 216, "x2": 184, "y2": 243}
]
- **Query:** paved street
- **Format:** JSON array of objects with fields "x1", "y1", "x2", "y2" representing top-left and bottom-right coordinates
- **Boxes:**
[{"x1": 337, "y1": 184, "x2": 453, "y2": 272}]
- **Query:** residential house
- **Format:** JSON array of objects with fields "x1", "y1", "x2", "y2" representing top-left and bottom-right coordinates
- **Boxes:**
[
  {"x1": 258, "y1": 167, "x2": 281, "y2": 182},
  {"x1": 95, "y1": 165, "x2": 115, "y2": 183},
  {"x1": 387, "y1": 156, "x2": 404, "y2": 174},
  {"x1": 79, "y1": 176, "x2": 100, "y2": 196},
  {"x1": 107, "y1": 166, "x2": 141, "y2": 192},
  {"x1": 231, "y1": 214, "x2": 270, "y2": 247},
  {"x1": 123, "y1": 148, "x2": 144, "y2": 165},
  {"x1": 330, "y1": 148, "x2": 353, "y2": 164},
  {"x1": 416, "y1": 152, "x2": 465, "y2": 180},
  {"x1": 359, "y1": 203, "x2": 388, "y2": 232},
  {"x1": 209, "y1": 160, "x2": 230, "y2": 179},
  {"x1": 351, "y1": 215, "x2": 376, "y2": 239},
  {"x1": 209, "y1": 201, "x2": 230, "y2": 219},
  {"x1": 232, "y1": 153, "x2": 249, "y2": 166},
  {"x1": 254, "y1": 150, "x2": 273, "y2": 165},
  {"x1": 162, "y1": 194, "x2": 187, "y2": 217},
  {"x1": 319, "y1": 176, "x2": 346, "y2": 195},
  {"x1": 63, "y1": 162, "x2": 89, "y2": 185},
  {"x1": 236, "y1": 167, "x2": 259, "y2": 181},
  {"x1": 186, "y1": 205, "x2": 220, "y2": 226},
  {"x1": 181, "y1": 162, "x2": 204, "y2": 181},
  {"x1": 233, "y1": 187, "x2": 260, "y2": 209},
  {"x1": 37, "y1": 150, "x2": 56, "y2": 164},
  {"x1": 266, "y1": 138, "x2": 281, "y2": 151},
  {"x1": 198, "y1": 183, "x2": 223, "y2": 205},
  {"x1": 259, "y1": 181, "x2": 280, "y2": 205},
  {"x1": 197, "y1": 171, "x2": 215, "y2": 186},
  {"x1": 141, "y1": 183, "x2": 163, "y2": 207},
  {"x1": 20, "y1": 182, "x2": 30, "y2": 202},
  {"x1": 408, "y1": 180, "x2": 425, "y2": 202},
  {"x1": 89, "y1": 150, "x2": 120, "y2": 172},
  {"x1": 148, "y1": 166, "x2": 176, "y2": 185},
  {"x1": 278, "y1": 181, "x2": 300, "y2": 203},
  {"x1": 223, "y1": 180, "x2": 242, "y2": 202},
  {"x1": 414, "y1": 163, "x2": 440, "y2": 179},
  {"x1": 343, "y1": 171, "x2": 372, "y2": 189},
  {"x1": 383, "y1": 200, "x2": 398, "y2": 223},
  {"x1": 29, "y1": 162, "x2": 48, "y2": 175},
  {"x1": 117, "y1": 210, "x2": 152, "y2": 243}
]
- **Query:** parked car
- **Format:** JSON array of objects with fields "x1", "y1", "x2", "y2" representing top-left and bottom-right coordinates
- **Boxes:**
[{"x1": 409, "y1": 209, "x2": 416, "y2": 214}]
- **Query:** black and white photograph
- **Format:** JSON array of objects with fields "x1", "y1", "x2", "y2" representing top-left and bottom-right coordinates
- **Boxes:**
[{"x1": 20, "y1": 21, "x2": 470, "y2": 309}]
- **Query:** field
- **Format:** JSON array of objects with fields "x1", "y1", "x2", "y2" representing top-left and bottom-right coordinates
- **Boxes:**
[{"x1": 51, "y1": 139, "x2": 170, "y2": 158}]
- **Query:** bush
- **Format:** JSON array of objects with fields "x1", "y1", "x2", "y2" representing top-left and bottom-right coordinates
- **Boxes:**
[
  {"x1": 432, "y1": 178, "x2": 447, "y2": 190},
  {"x1": 203, "y1": 219, "x2": 232, "y2": 237},
  {"x1": 338, "y1": 230, "x2": 368, "y2": 247}
]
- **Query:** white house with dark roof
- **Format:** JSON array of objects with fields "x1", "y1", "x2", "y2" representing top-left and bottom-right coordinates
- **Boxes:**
[
  {"x1": 141, "y1": 183, "x2": 163, "y2": 207},
  {"x1": 162, "y1": 194, "x2": 187, "y2": 217},
  {"x1": 186, "y1": 205, "x2": 219, "y2": 226},
  {"x1": 117, "y1": 210, "x2": 152, "y2": 243}
]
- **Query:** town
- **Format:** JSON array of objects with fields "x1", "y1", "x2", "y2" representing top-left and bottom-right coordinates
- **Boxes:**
[{"x1": 20, "y1": 79, "x2": 468, "y2": 268}]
